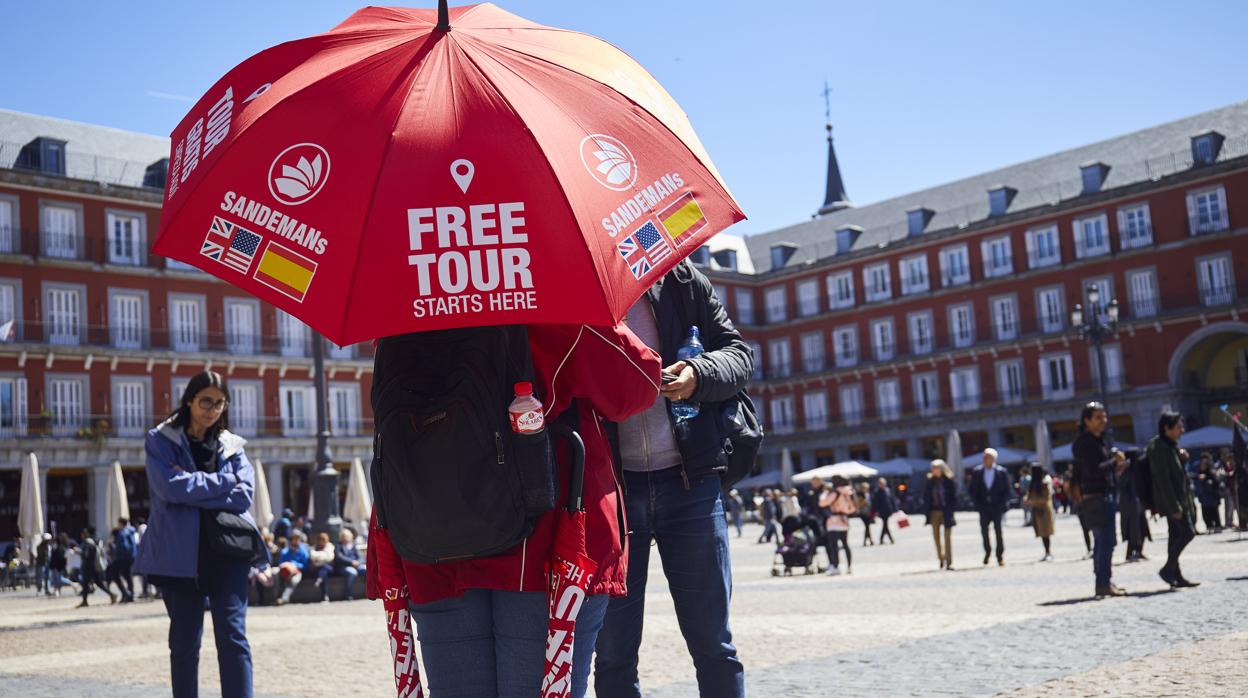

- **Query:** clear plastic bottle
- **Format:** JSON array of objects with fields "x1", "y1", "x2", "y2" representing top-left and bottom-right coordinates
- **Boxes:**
[
  {"x1": 508, "y1": 381, "x2": 545, "y2": 434},
  {"x1": 671, "y1": 326, "x2": 703, "y2": 422}
]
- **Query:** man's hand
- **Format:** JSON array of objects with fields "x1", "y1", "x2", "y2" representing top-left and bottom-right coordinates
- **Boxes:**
[{"x1": 660, "y1": 360, "x2": 698, "y2": 401}]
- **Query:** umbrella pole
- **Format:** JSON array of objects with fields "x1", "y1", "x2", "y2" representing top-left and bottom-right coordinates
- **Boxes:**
[
  {"x1": 310, "y1": 331, "x2": 342, "y2": 541},
  {"x1": 437, "y1": 0, "x2": 450, "y2": 31}
]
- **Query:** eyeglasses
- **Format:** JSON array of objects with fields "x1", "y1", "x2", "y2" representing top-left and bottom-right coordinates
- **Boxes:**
[{"x1": 196, "y1": 397, "x2": 229, "y2": 412}]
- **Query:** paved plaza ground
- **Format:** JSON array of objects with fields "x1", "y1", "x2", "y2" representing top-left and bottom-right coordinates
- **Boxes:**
[{"x1": 2, "y1": 511, "x2": 1245, "y2": 697}]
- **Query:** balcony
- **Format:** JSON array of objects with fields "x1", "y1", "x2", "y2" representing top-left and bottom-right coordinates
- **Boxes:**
[
  {"x1": 992, "y1": 321, "x2": 1018, "y2": 342},
  {"x1": 10, "y1": 321, "x2": 373, "y2": 360},
  {"x1": 9, "y1": 413, "x2": 375, "y2": 441},
  {"x1": 1201, "y1": 284, "x2": 1235, "y2": 308},
  {"x1": 951, "y1": 393, "x2": 981, "y2": 412},
  {"x1": 1131, "y1": 294, "x2": 1160, "y2": 318},
  {"x1": 834, "y1": 348, "x2": 858, "y2": 368},
  {"x1": 874, "y1": 340, "x2": 895, "y2": 362},
  {"x1": 802, "y1": 356, "x2": 826, "y2": 374},
  {"x1": 1191, "y1": 219, "x2": 1229, "y2": 236},
  {"x1": 768, "y1": 361, "x2": 792, "y2": 379},
  {"x1": 984, "y1": 257, "x2": 1013, "y2": 279},
  {"x1": 941, "y1": 271, "x2": 971, "y2": 287},
  {"x1": 841, "y1": 409, "x2": 864, "y2": 427}
]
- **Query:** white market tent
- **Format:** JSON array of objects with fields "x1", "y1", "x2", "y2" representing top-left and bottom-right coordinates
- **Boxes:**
[
  {"x1": 872, "y1": 457, "x2": 931, "y2": 478},
  {"x1": 962, "y1": 447, "x2": 1036, "y2": 468},
  {"x1": 791, "y1": 460, "x2": 878, "y2": 484}
]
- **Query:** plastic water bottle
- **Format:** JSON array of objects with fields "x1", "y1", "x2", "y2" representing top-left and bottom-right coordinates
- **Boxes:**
[
  {"x1": 671, "y1": 326, "x2": 703, "y2": 422},
  {"x1": 508, "y1": 382, "x2": 545, "y2": 434}
]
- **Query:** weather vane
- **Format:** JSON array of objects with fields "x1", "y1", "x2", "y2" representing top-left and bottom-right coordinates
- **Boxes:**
[{"x1": 821, "y1": 80, "x2": 833, "y2": 136}]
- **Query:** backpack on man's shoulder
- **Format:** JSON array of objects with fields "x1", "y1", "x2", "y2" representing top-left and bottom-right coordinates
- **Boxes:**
[{"x1": 370, "y1": 325, "x2": 567, "y2": 565}]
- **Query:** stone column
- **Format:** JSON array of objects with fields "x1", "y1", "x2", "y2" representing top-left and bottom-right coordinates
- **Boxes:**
[
  {"x1": 986, "y1": 427, "x2": 1006, "y2": 450},
  {"x1": 868, "y1": 440, "x2": 886, "y2": 462},
  {"x1": 267, "y1": 463, "x2": 286, "y2": 519},
  {"x1": 90, "y1": 464, "x2": 110, "y2": 539},
  {"x1": 906, "y1": 437, "x2": 923, "y2": 460},
  {"x1": 834, "y1": 444, "x2": 851, "y2": 463}
]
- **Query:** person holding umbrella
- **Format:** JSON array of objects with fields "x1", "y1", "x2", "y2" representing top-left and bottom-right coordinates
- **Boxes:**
[{"x1": 134, "y1": 371, "x2": 261, "y2": 698}]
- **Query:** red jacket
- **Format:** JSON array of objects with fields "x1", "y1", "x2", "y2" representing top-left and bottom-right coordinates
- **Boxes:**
[{"x1": 367, "y1": 323, "x2": 660, "y2": 604}]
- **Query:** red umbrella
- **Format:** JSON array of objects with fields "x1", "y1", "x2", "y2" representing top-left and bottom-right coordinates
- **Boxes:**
[
  {"x1": 369, "y1": 511, "x2": 425, "y2": 698},
  {"x1": 151, "y1": 2, "x2": 744, "y2": 345},
  {"x1": 542, "y1": 425, "x2": 591, "y2": 698}
]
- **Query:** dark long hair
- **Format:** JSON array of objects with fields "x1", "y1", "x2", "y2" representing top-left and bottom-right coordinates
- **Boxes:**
[
  {"x1": 1157, "y1": 411, "x2": 1182, "y2": 439},
  {"x1": 1078, "y1": 401, "x2": 1106, "y2": 433},
  {"x1": 1029, "y1": 464, "x2": 1046, "y2": 494},
  {"x1": 168, "y1": 370, "x2": 230, "y2": 440}
]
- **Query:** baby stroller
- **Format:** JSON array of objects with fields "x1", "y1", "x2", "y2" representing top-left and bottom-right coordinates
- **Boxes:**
[{"x1": 771, "y1": 516, "x2": 820, "y2": 576}]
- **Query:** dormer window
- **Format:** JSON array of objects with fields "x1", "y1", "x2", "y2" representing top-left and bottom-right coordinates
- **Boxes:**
[
  {"x1": 770, "y1": 243, "x2": 798, "y2": 269},
  {"x1": 988, "y1": 186, "x2": 1016, "y2": 217},
  {"x1": 144, "y1": 158, "x2": 170, "y2": 189},
  {"x1": 906, "y1": 207, "x2": 934, "y2": 236},
  {"x1": 835, "y1": 226, "x2": 862, "y2": 254},
  {"x1": 17, "y1": 137, "x2": 68, "y2": 176},
  {"x1": 690, "y1": 245, "x2": 711, "y2": 266},
  {"x1": 1080, "y1": 161, "x2": 1110, "y2": 194},
  {"x1": 1191, "y1": 131, "x2": 1224, "y2": 166},
  {"x1": 711, "y1": 248, "x2": 738, "y2": 271}
]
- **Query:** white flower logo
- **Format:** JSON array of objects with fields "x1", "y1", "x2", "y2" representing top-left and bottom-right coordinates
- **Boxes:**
[
  {"x1": 579, "y1": 134, "x2": 638, "y2": 191},
  {"x1": 268, "y1": 143, "x2": 331, "y2": 206}
]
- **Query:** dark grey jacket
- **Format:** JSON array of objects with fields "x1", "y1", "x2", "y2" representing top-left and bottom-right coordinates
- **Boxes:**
[{"x1": 608, "y1": 261, "x2": 754, "y2": 485}]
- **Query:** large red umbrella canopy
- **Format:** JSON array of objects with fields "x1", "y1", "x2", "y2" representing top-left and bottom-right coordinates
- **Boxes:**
[{"x1": 152, "y1": 3, "x2": 744, "y2": 345}]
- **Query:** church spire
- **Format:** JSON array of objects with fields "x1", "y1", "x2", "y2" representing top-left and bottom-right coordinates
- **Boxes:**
[{"x1": 817, "y1": 81, "x2": 851, "y2": 216}]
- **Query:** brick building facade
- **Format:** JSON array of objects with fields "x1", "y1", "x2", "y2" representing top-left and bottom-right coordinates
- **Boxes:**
[
  {"x1": 0, "y1": 110, "x2": 373, "y2": 540},
  {"x1": 701, "y1": 102, "x2": 1248, "y2": 476}
]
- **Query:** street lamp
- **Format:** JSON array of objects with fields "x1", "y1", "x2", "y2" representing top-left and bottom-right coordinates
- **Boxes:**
[
  {"x1": 1070, "y1": 284, "x2": 1120, "y2": 408},
  {"x1": 309, "y1": 331, "x2": 342, "y2": 541}
]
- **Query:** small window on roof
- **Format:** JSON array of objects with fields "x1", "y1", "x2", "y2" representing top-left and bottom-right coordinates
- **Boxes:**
[
  {"x1": 1192, "y1": 132, "x2": 1223, "y2": 166},
  {"x1": 988, "y1": 187, "x2": 1016, "y2": 217},
  {"x1": 690, "y1": 246, "x2": 711, "y2": 266}
]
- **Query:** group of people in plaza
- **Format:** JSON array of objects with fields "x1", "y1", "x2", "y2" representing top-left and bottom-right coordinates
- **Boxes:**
[{"x1": 3, "y1": 517, "x2": 147, "y2": 605}]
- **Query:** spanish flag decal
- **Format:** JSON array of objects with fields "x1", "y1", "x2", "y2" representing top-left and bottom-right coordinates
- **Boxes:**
[
  {"x1": 253, "y1": 240, "x2": 318, "y2": 302},
  {"x1": 657, "y1": 192, "x2": 707, "y2": 245}
]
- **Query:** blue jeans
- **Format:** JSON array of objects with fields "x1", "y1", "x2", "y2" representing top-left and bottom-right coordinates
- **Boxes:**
[
  {"x1": 595, "y1": 467, "x2": 743, "y2": 698},
  {"x1": 332, "y1": 565, "x2": 359, "y2": 600},
  {"x1": 162, "y1": 561, "x2": 252, "y2": 698},
  {"x1": 1092, "y1": 494, "x2": 1118, "y2": 588}
]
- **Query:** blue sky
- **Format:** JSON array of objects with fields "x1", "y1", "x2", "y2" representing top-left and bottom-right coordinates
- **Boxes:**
[{"x1": 3, "y1": 1, "x2": 1246, "y2": 236}]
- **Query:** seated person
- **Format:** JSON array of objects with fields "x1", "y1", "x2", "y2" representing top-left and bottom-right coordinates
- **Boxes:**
[
  {"x1": 309, "y1": 532, "x2": 336, "y2": 603},
  {"x1": 275, "y1": 534, "x2": 309, "y2": 606},
  {"x1": 332, "y1": 529, "x2": 364, "y2": 601}
]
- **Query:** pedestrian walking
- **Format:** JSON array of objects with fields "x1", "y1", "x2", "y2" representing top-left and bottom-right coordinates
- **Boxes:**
[
  {"x1": 819, "y1": 476, "x2": 857, "y2": 576},
  {"x1": 1117, "y1": 458, "x2": 1147, "y2": 563},
  {"x1": 48, "y1": 534, "x2": 72, "y2": 596},
  {"x1": 855, "y1": 482, "x2": 875, "y2": 546},
  {"x1": 1072, "y1": 402, "x2": 1128, "y2": 598},
  {"x1": 925, "y1": 460, "x2": 957, "y2": 570},
  {"x1": 757, "y1": 489, "x2": 779, "y2": 544},
  {"x1": 76, "y1": 527, "x2": 115, "y2": 607},
  {"x1": 803, "y1": 478, "x2": 834, "y2": 566},
  {"x1": 1019, "y1": 467, "x2": 1033, "y2": 527},
  {"x1": 1023, "y1": 464, "x2": 1056, "y2": 561},
  {"x1": 104, "y1": 517, "x2": 137, "y2": 602},
  {"x1": 34, "y1": 533, "x2": 52, "y2": 596},
  {"x1": 1218, "y1": 447, "x2": 1237, "y2": 530},
  {"x1": 726, "y1": 489, "x2": 744, "y2": 538},
  {"x1": 134, "y1": 370, "x2": 262, "y2": 698},
  {"x1": 1194, "y1": 455, "x2": 1223, "y2": 533},
  {"x1": 1149, "y1": 411, "x2": 1200, "y2": 589},
  {"x1": 969, "y1": 448, "x2": 1011, "y2": 566},
  {"x1": 596, "y1": 261, "x2": 752, "y2": 698},
  {"x1": 872, "y1": 479, "x2": 898, "y2": 545}
]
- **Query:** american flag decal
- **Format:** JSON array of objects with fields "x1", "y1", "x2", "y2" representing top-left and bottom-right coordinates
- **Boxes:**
[
  {"x1": 201, "y1": 216, "x2": 262, "y2": 274},
  {"x1": 617, "y1": 220, "x2": 673, "y2": 281}
]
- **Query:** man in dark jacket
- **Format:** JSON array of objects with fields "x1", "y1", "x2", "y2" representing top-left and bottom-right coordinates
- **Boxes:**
[
  {"x1": 1149, "y1": 411, "x2": 1199, "y2": 588},
  {"x1": 969, "y1": 448, "x2": 1012, "y2": 566},
  {"x1": 596, "y1": 261, "x2": 752, "y2": 698},
  {"x1": 1073, "y1": 402, "x2": 1128, "y2": 598},
  {"x1": 76, "y1": 527, "x2": 116, "y2": 607},
  {"x1": 872, "y1": 478, "x2": 898, "y2": 544}
]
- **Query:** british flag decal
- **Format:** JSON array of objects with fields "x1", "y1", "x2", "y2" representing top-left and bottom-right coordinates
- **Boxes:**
[
  {"x1": 617, "y1": 220, "x2": 673, "y2": 281},
  {"x1": 200, "y1": 216, "x2": 262, "y2": 274}
]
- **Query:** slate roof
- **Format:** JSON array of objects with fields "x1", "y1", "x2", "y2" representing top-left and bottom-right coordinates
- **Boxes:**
[
  {"x1": 746, "y1": 100, "x2": 1248, "y2": 274},
  {"x1": 0, "y1": 108, "x2": 169, "y2": 189}
]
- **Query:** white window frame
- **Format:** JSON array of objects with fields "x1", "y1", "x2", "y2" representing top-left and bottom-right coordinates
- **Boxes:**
[
  {"x1": 43, "y1": 282, "x2": 85, "y2": 346},
  {"x1": 800, "y1": 331, "x2": 825, "y2": 374},
  {"x1": 224, "y1": 298, "x2": 261, "y2": 355},
  {"x1": 767, "y1": 337, "x2": 792, "y2": 378},
  {"x1": 996, "y1": 359, "x2": 1025, "y2": 407},
  {"x1": 1025, "y1": 224, "x2": 1061, "y2": 269},
  {"x1": 949, "y1": 366, "x2": 980, "y2": 412},
  {"x1": 899, "y1": 254, "x2": 930, "y2": 295},
  {"x1": 826, "y1": 270, "x2": 855, "y2": 310},
  {"x1": 1073, "y1": 213, "x2": 1111, "y2": 259},
  {"x1": 1088, "y1": 344, "x2": 1124, "y2": 394},
  {"x1": 990, "y1": 294, "x2": 1019, "y2": 341},
  {"x1": 1187, "y1": 185, "x2": 1229, "y2": 235},
  {"x1": 108, "y1": 288, "x2": 148, "y2": 350},
  {"x1": 833, "y1": 325, "x2": 858, "y2": 367},
  {"x1": 863, "y1": 263, "x2": 892, "y2": 303},
  {"x1": 838, "y1": 384, "x2": 864, "y2": 426},
  {"x1": 229, "y1": 380, "x2": 262, "y2": 437},
  {"x1": 907, "y1": 310, "x2": 934, "y2": 355},
  {"x1": 0, "y1": 277, "x2": 22, "y2": 342},
  {"x1": 110, "y1": 376, "x2": 150, "y2": 438},
  {"x1": 38, "y1": 200, "x2": 83, "y2": 260},
  {"x1": 328, "y1": 382, "x2": 362, "y2": 436},
  {"x1": 764, "y1": 286, "x2": 787, "y2": 323},
  {"x1": 870, "y1": 317, "x2": 895, "y2": 361},
  {"x1": 46, "y1": 373, "x2": 88, "y2": 437},
  {"x1": 168, "y1": 294, "x2": 205, "y2": 353},
  {"x1": 279, "y1": 383, "x2": 317, "y2": 436},
  {"x1": 1117, "y1": 203, "x2": 1153, "y2": 250},
  {"x1": 1082, "y1": 276, "x2": 1115, "y2": 323},
  {"x1": 939, "y1": 244, "x2": 971, "y2": 286},
  {"x1": 948, "y1": 303, "x2": 975, "y2": 348},
  {"x1": 1039, "y1": 353, "x2": 1075, "y2": 401},
  {"x1": 796, "y1": 278, "x2": 820, "y2": 317},
  {"x1": 0, "y1": 373, "x2": 29, "y2": 438},
  {"x1": 277, "y1": 310, "x2": 309, "y2": 357},
  {"x1": 0, "y1": 193, "x2": 19, "y2": 254},
  {"x1": 875, "y1": 378, "x2": 901, "y2": 421},
  {"x1": 749, "y1": 341, "x2": 763, "y2": 381},
  {"x1": 1126, "y1": 268, "x2": 1159, "y2": 318},
  {"x1": 105, "y1": 208, "x2": 146, "y2": 266},
  {"x1": 981, "y1": 235, "x2": 1013, "y2": 278},
  {"x1": 769, "y1": 395, "x2": 795, "y2": 435},
  {"x1": 912, "y1": 372, "x2": 940, "y2": 417},
  {"x1": 734, "y1": 289, "x2": 755, "y2": 325},
  {"x1": 1196, "y1": 253, "x2": 1235, "y2": 307},
  {"x1": 803, "y1": 390, "x2": 828, "y2": 431},
  {"x1": 1036, "y1": 286, "x2": 1065, "y2": 334}
]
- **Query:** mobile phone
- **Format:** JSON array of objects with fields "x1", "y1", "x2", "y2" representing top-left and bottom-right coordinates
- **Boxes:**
[{"x1": 661, "y1": 371, "x2": 678, "y2": 385}]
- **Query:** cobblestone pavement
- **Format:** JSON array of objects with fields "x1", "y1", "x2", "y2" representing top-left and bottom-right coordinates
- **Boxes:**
[{"x1": 2, "y1": 512, "x2": 1245, "y2": 697}]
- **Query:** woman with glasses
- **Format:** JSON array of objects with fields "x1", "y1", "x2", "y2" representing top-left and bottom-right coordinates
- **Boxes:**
[{"x1": 135, "y1": 370, "x2": 259, "y2": 698}]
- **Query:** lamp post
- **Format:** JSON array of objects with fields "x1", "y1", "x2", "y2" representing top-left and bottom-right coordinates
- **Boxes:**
[
  {"x1": 309, "y1": 331, "x2": 342, "y2": 541},
  {"x1": 1070, "y1": 284, "x2": 1120, "y2": 409}
]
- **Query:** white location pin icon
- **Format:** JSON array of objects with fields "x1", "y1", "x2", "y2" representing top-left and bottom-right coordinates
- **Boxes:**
[{"x1": 450, "y1": 159, "x2": 475, "y2": 194}]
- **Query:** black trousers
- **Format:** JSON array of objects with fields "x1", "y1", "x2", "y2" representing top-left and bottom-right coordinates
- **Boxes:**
[
  {"x1": 879, "y1": 516, "x2": 895, "y2": 543},
  {"x1": 825, "y1": 531, "x2": 851, "y2": 569},
  {"x1": 979, "y1": 513, "x2": 1004, "y2": 560},
  {"x1": 1162, "y1": 515, "x2": 1196, "y2": 579}
]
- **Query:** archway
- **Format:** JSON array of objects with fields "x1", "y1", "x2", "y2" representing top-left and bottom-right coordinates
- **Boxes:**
[{"x1": 1168, "y1": 321, "x2": 1248, "y2": 426}]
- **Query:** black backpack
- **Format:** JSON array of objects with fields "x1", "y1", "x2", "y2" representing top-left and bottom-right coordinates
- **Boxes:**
[
  {"x1": 371, "y1": 325, "x2": 569, "y2": 564},
  {"x1": 1133, "y1": 449, "x2": 1155, "y2": 513}
]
